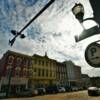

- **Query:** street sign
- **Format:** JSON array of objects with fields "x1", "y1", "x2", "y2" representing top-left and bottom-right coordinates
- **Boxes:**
[{"x1": 85, "y1": 42, "x2": 100, "y2": 67}]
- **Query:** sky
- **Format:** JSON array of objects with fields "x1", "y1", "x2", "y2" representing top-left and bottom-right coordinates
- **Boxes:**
[{"x1": 0, "y1": 0, "x2": 100, "y2": 77}]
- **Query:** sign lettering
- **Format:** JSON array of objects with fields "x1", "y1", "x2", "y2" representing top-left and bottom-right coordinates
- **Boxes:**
[
  {"x1": 85, "y1": 42, "x2": 100, "y2": 67},
  {"x1": 90, "y1": 48, "x2": 97, "y2": 56}
]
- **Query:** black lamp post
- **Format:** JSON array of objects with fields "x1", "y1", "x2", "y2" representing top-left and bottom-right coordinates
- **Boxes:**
[
  {"x1": 72, "y1": 3, "x2": 100, "y2": 42},
  {"x1": 72, "y1": 3, "x2": 84, "y2": 23},
  {"x1": 9, "y1": 0, "x2": 55, "y2": 46}
]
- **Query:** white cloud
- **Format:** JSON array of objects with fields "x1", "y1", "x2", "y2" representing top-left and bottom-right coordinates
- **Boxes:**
[{"x1": 0, "y1": 0, "x2": 100, "y2": 76}]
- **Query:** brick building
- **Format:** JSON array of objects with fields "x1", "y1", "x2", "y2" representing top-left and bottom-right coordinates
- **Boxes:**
[
  {"x1": 0, "y1": 50, "x2": 83, "y2": 94},
  {"x1": 0, "y1": 50, "x2": 33, "y2": 95}
]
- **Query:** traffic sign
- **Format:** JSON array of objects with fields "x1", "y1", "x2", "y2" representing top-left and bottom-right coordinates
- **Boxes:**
[{"x1": 85, "y1": 42, "x2": 100, "y2": 67}]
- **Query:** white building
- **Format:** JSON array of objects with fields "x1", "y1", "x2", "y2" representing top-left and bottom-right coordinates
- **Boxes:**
[{"x1": 64, "y1": 61, "x2": 82, "y2": 87}]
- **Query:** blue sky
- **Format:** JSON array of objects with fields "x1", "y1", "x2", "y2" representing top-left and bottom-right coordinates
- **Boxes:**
[{"x1": 0, "y1": 0, "x2": 100, "y2": 76}]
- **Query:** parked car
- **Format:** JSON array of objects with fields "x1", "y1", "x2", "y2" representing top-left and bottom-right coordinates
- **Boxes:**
[
  {"x1": 88, "y1": 86, "x2": 99, "y2": 96},
  {"x1": 57, "y1": 87, "x2": 66, "y2": 93},
  {"x1": 64, "y1": 86, "x2": 72, "y2": 92},
  {"x1": 37, "y1": 88, "x2": 46, "y2": 95},
  {"x1": 15, "y1": 89, "x2": 34, "y2": 97},
  {"x1": 78, "y1": 87, "x2": 83, "y2": 91},
  {"x1": 71, "y1": 86, "x2": 79, "y2": 91},
  {"x1": 0, "y1": 91, "x2": 6, "y2": 98},
  {"x1": 32, "y1": 89, "x2": 38, "y2": 96},
  {"x1": 46, "y1": 86, "x2": 58, "y2": 94}
]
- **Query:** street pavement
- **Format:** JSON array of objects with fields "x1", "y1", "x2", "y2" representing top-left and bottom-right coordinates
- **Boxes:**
[{"x1": 2, "y1": 91, "x2": 100, "y2": 100}]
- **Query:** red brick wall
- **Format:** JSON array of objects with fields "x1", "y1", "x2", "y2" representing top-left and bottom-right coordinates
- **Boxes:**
[{"x1": 1, "y1": 51, "x2": 32, "y2": 78}]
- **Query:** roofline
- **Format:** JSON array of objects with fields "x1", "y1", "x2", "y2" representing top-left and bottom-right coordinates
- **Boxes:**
[{"x1": 5, "y1": 50, "x2": 33, "y2": 58}]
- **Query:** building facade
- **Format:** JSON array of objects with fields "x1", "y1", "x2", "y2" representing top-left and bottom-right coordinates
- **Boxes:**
[
  {"x1": 56, "y1": 62, "x2": 68, "y2": 86},
  {"x1": 0, "y1": 50, "x2": 33, "y2": 95},
  {"x1": 82, "y1": 74, "x2": 91, "y2": 89},
  {"x1": 31, "y1": 54, "x2": 57, "y2": 87},
  {"x1": 64, "y1": 61, "x2": 82, "y2": 88},
  {"x1": 90, "y1": 77, "x2": 100, "y2": 87},
  {"x1": 74, "y1": 65, "x2": 83, "y2": 88},
  {"x1": 0, "y1": 50, "x2": 83, "y2": 93}
]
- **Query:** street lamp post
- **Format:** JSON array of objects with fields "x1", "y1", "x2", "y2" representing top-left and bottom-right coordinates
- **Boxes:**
[
  {"x1": 72, "y1": 3, "x2": 100, "y2": 68},
  {"x1": 6, "y1": 66, "x2": 14, "y2": 97},
  {"x1": 72, "y1": 3, "x2": 100, "y2": 42},
  {"x1": 72, "y1": 3, "x2": 84, "y2": 23},
  {"x1": 75, "y1": 25, "x2": 99, "y2": 42},
  {"x1": 9, "y1": 0, "x2": 55, "y2": 46}
]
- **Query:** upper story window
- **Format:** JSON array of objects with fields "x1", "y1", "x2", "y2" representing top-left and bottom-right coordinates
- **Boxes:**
[
  {"x1": 46, "y1": 62, "x2": 48, "y2": 66},
  {"x1": 23, "y1": 59, "x2": 28, "y2": 67},
  {"x1": 38, "y1": 68, "x2": 41, "y2": 76},
  {"x1": 16, "y1": 58, "x2": 22, "y2": 66},
  {"x1": 46, "y1": 69, "x2": 48, "y2": 77},
  {"x1": 23, "y1": 68, "x2": 28, "y2": 77},
  {"x1": 57, "y1": 66, "x2": 59, "y2": 72},
  {"x1": 6, "y1": 66, "x2": 12, "y2": 77},
  {"x1": 62, "y1": 67, "x2": 64, "y2": 72},
  {"x1": 33, "y1": 68, "x2": 37, "y2": 76},
  {"x1": 50, "y1": 72, "x2": 52, "y2": 77},
  {"x1": 8, "y1": 56, "x2": 14, "y2": 64},
  {"x1": 42, "y1": 61, "x2": 45, "y2": 66},
  {"x1": 29, "y1": 60, "x2": 33, "y2": 67},
  {"x1": 34, "y1": 59, "x2": 37, "y2": 65},
  {"x1": 39, "y1": 60, "x2": 41, "y2": 65},
  {"x1": 15, "y1": 67, "x2": 21, "y2": 77},
  {"x1": 28, "y1": 68, "x2": 33, "y2": 77},
  {"x1": 42, "y1": 69, "x2": 44, "y2": 77}
]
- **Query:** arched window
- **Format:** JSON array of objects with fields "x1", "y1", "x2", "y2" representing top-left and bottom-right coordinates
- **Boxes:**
[
  {"x1": 28, "y1": 68, "x2": 33, "y2": 77},
  {"x1": 15, "y1": 67, "x2": 21, "y2": 77},
  {"x1": 16, "y1": 58, "x2": 22, "y2": 66},
  {"x1": 23, "y1": 59, "x2": 28, "y2": 67},
  {"x1": 6, "y1": 66, "x2": 12, "y2": 77},
  {"x1": 23, "y1": 68, "x2": 28, "y2": 77},
  {"x1": 8, "y1": 56, "x2": 14, "y2": 64},
  {"x1": 29, "y1": 60, "x2": 33, "y2": 67}
]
